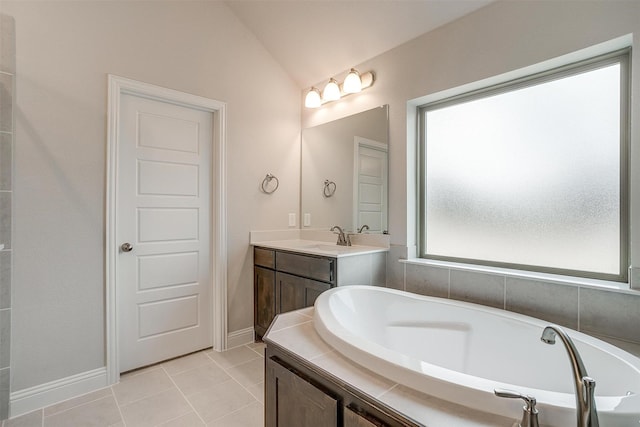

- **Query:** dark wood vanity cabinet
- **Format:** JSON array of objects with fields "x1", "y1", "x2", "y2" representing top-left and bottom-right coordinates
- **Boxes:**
[
  {"x1": 254, "y1": 247, "x2": 336, "y2": 338},
  {"x1": 265, "y1": 345, "x2": 422, "y2": 427}
]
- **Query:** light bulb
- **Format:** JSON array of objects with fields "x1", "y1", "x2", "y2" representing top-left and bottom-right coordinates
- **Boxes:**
[
  {"x1": 322, "y1": 78, "x2": 341, "y2": 102},
  {"x1": 304, "y1": 87, "x2": 321, "y2": 108},
  {"x1": 343, "y1": 68, "x2": 362, "y2": 94}
]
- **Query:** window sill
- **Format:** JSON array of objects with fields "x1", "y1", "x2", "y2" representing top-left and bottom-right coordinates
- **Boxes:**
[{"x1": 401, "y1": 257, "x2": 636, "y2": 295}]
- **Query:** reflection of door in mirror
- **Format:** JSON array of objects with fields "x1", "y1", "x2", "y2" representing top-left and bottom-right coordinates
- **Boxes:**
[
  {"x1": 301, "y1": 105, "x2": 389, "y2": 232},
  {"x1": 353, "y1": 137, "x2": 388, "y2": 233}
]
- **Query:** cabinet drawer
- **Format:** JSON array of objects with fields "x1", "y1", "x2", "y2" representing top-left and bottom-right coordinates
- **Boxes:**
[
  {"x1": 276, "y1": 252, "x2": 335, "y2": 284},
  {"x1": 255, "y1": 247, "x2": 275, "y2": 269}
]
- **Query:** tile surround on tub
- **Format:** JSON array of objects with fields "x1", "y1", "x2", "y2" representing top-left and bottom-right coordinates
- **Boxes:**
[
  {"x1": 386, "y1": 244, "x2": 407, "y2": 291},
  {"x1": 0, "y1": 252, "x2": 9, "y2": 310},
  {"x1": 0, "y1": 192, "x2": 10, "y2": 249},
  {"x1": 406, "y1": 263, "x2": 449, "y2": 298},
  {"x1": 337, "y1": 252, "x2": 387, "y2": 287},
  {"x1": 0, "y1": 368, "x2": 7, "y2": 420},
  {"x1": 450, "y1": 269, "x2": 505, "y2": 309},
  {"x1": 0, "y1": 15, "x2": 15, "y2": 75},
  {"x1": 505, "y1": 277, "x2": 579, "y2": 330},
  {"x1": 579, "y1": 287, "x2": 640, "y2": 344},
  {"x1": 0, "y1": 133, "x2": 11, "y2": 192},
  {"x1": 0, "y1": 310, "x2": 9, "y2": 369},
  {"x1": 399, "y1": 257, "x2": 640, "y2": 355},
  {"x1": 0, "y1": 73, "x2": 13, "y2": 133}
]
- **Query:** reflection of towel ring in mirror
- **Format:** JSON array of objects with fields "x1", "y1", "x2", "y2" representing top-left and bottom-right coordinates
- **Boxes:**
[
  {"x1": 261, "y1": 173, "x2": 279, "y2": 194},
  {"x1": 323, "y1": 180, "x2": 337, "y2": 198}
]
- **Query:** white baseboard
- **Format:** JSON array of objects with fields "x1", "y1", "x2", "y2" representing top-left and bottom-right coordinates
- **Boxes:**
[
  {"x1": 226, "y1": 327, "x2": 254, "y2": 349},
  {"x1": 9, "y1": 367, "x2": 108, "y2": 418}
]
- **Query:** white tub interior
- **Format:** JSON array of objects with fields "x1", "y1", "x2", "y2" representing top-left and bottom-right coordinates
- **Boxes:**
[{"x1": 313, "y1": 285, "x2": 640, "y2": 426}]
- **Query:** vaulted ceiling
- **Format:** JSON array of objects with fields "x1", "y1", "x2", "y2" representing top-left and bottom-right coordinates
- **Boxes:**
[{"x1": 226, "y1": 0, "x2": 495, "y2": 89}]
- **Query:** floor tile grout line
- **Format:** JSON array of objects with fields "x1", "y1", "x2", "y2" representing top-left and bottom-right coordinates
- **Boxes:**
[
  {"x1": 115, "y1": 372, "x2": 180, "y2": 409},
  {"x1": 204, "y1": 345, "x2": 262, "y2": 371},
  {"x1": 208, "y1": 399, "x2": 261, "y2": 424},
  {"x1": 160, "y1": 350, "x2": 214, "y2": 377},
  {"x1": 110, "y1": 384, "x2": 127, "y2": 427},
  {"x1": 211, "y1": 344, "x2": 264, "y2": 408},
  {"x1": 42, "y1": 390, "x2": 114, "y2": 419},
  {"x1": 162, "y1": 365, "x2": 208, "y2": 426},
  {"x1": 43, "y1": 395, "x2": 115, "y2": 422}
]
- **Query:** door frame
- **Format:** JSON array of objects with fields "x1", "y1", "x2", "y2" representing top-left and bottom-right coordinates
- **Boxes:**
[{"x1": 105, "y1": 75, "x2": 228, "y2": 384}]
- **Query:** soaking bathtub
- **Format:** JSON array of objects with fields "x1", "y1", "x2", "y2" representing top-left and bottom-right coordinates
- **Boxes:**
[{"x1": 313, "y1": 286, "x2": 640, "y2": 426}]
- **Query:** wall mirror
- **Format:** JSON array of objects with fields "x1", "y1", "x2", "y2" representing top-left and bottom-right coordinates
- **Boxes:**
[{"x1": 301, "y1": 105, "x2": 389, "y2": 233}]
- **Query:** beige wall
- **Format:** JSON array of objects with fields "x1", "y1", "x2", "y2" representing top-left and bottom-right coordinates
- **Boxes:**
[{"x1": 3, "y1": 0, "x2": 300, "y2": 391}]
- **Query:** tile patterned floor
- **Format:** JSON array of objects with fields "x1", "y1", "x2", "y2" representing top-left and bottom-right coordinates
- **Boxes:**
[{"x1": 2, "y1": 342, "x2": 266, "y2": 427}]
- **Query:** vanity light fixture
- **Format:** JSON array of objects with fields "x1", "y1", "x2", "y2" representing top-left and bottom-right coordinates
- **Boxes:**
[
  {"x1": 304, "y1": 68, "x2": 375, "y2": 108},
  {"x1": 322, "y1": 78, "x2": 341, "y2": 102},
  {"x1": 304, "y1": 87, "x2": 322, "y2": 108},
  {"x1": 342, "y1": 68, "x2": 362, "y2": 93}
]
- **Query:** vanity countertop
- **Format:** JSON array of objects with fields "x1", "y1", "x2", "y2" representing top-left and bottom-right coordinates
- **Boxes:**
[
  {"x1": 252, "y1": 239, "x2": 389, "y2": 258},
  {"x1": 264, "y1": 308, "x2": 516, "y2": 427}
]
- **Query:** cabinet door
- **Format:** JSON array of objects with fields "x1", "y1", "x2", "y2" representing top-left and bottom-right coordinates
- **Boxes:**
[
  {"x1": 277, "y1": 272, "x2": 331, "y2": 313},
  {"x1": 266, "y1": 357, "x2": 338, "y2": 427},
  {"x1": 255, "y1": 266, "x2": 276, "y2": 337},
  {"x1": 277, "y1": 272, "x2": 305, "y2": 313},
  {"x1": 304, "y1": 279, "x2": 331, "y2": 307}
]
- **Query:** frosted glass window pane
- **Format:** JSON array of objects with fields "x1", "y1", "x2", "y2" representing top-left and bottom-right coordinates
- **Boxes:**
[{"x1": 424, "y1": 64, "x2": 621, "y2": 275}]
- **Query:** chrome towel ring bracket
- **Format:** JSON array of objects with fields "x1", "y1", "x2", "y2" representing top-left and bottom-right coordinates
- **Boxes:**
[
  {"x1": 323, "y1": 180, "x2": 336, "y2": 197},
  {"x1": 261, "y1": 173, "x2": 279, "y2": 194}
]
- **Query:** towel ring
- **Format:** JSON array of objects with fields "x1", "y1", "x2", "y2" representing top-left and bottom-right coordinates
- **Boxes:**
[
  {"x1": 261, "y1": 173, "x2": 279, "y2": 194},
  {"x1": 323, "y1": 180, "x2": 337, "y2": 198}
]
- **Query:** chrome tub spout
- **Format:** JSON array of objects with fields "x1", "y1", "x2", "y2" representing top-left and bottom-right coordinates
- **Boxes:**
[{"x1": 541, "y1": 325, "x2": 599, "y2": 427}]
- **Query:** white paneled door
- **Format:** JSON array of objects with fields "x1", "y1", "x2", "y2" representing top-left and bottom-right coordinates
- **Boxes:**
[
  {"x1": 117, "y1": 93, "x2": 212, "y2": 373},
  {"x1": 353, "y1": 137, "x2": 388, "y2": 234}
]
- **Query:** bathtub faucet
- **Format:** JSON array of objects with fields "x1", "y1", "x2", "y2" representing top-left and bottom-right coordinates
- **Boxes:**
[
  {"x1": 494, "y1": 388, "x2": 539, "y2": 427},
  {"x1": 540, "y1": 325, "x2": 599, "y2": 427}
]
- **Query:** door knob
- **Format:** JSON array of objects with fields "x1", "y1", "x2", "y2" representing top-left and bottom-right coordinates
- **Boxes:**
[{"x1": 120, "y1": 242, "x2": 133, "y2": 252}]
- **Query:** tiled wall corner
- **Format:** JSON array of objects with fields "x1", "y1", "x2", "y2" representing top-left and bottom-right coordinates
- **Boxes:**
[
  {"x1": 337, "y1": 255, "x2": 371, "y2": 286},
  {"x1": 370, "y1": 252, "x2": 387, "y2": 287},
  {"x1": 0, "y1": 12, "x2": 14, "y2": 421},
  {"x1": 385, "y1": 245, "x2": 407, "y2": 290},
  {"x1": 338, "y1": 253, "x2": 387, "y2": 287}
]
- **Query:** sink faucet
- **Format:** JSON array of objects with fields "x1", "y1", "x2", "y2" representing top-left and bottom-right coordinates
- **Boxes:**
[
  {"x1": 540, "y1": 325, "x2": 599, "y2": 427},
  {"x1": 357, "y1": 224, "x2": 369, "y2": 233},
  {"x1": 330, "y1": 226, "x2": 351, "y2": 246}
]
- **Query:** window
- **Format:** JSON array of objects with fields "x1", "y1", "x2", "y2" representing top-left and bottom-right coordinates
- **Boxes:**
[{"x1": 419, "y1": 50, "x2": 629, "y2": 281}]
